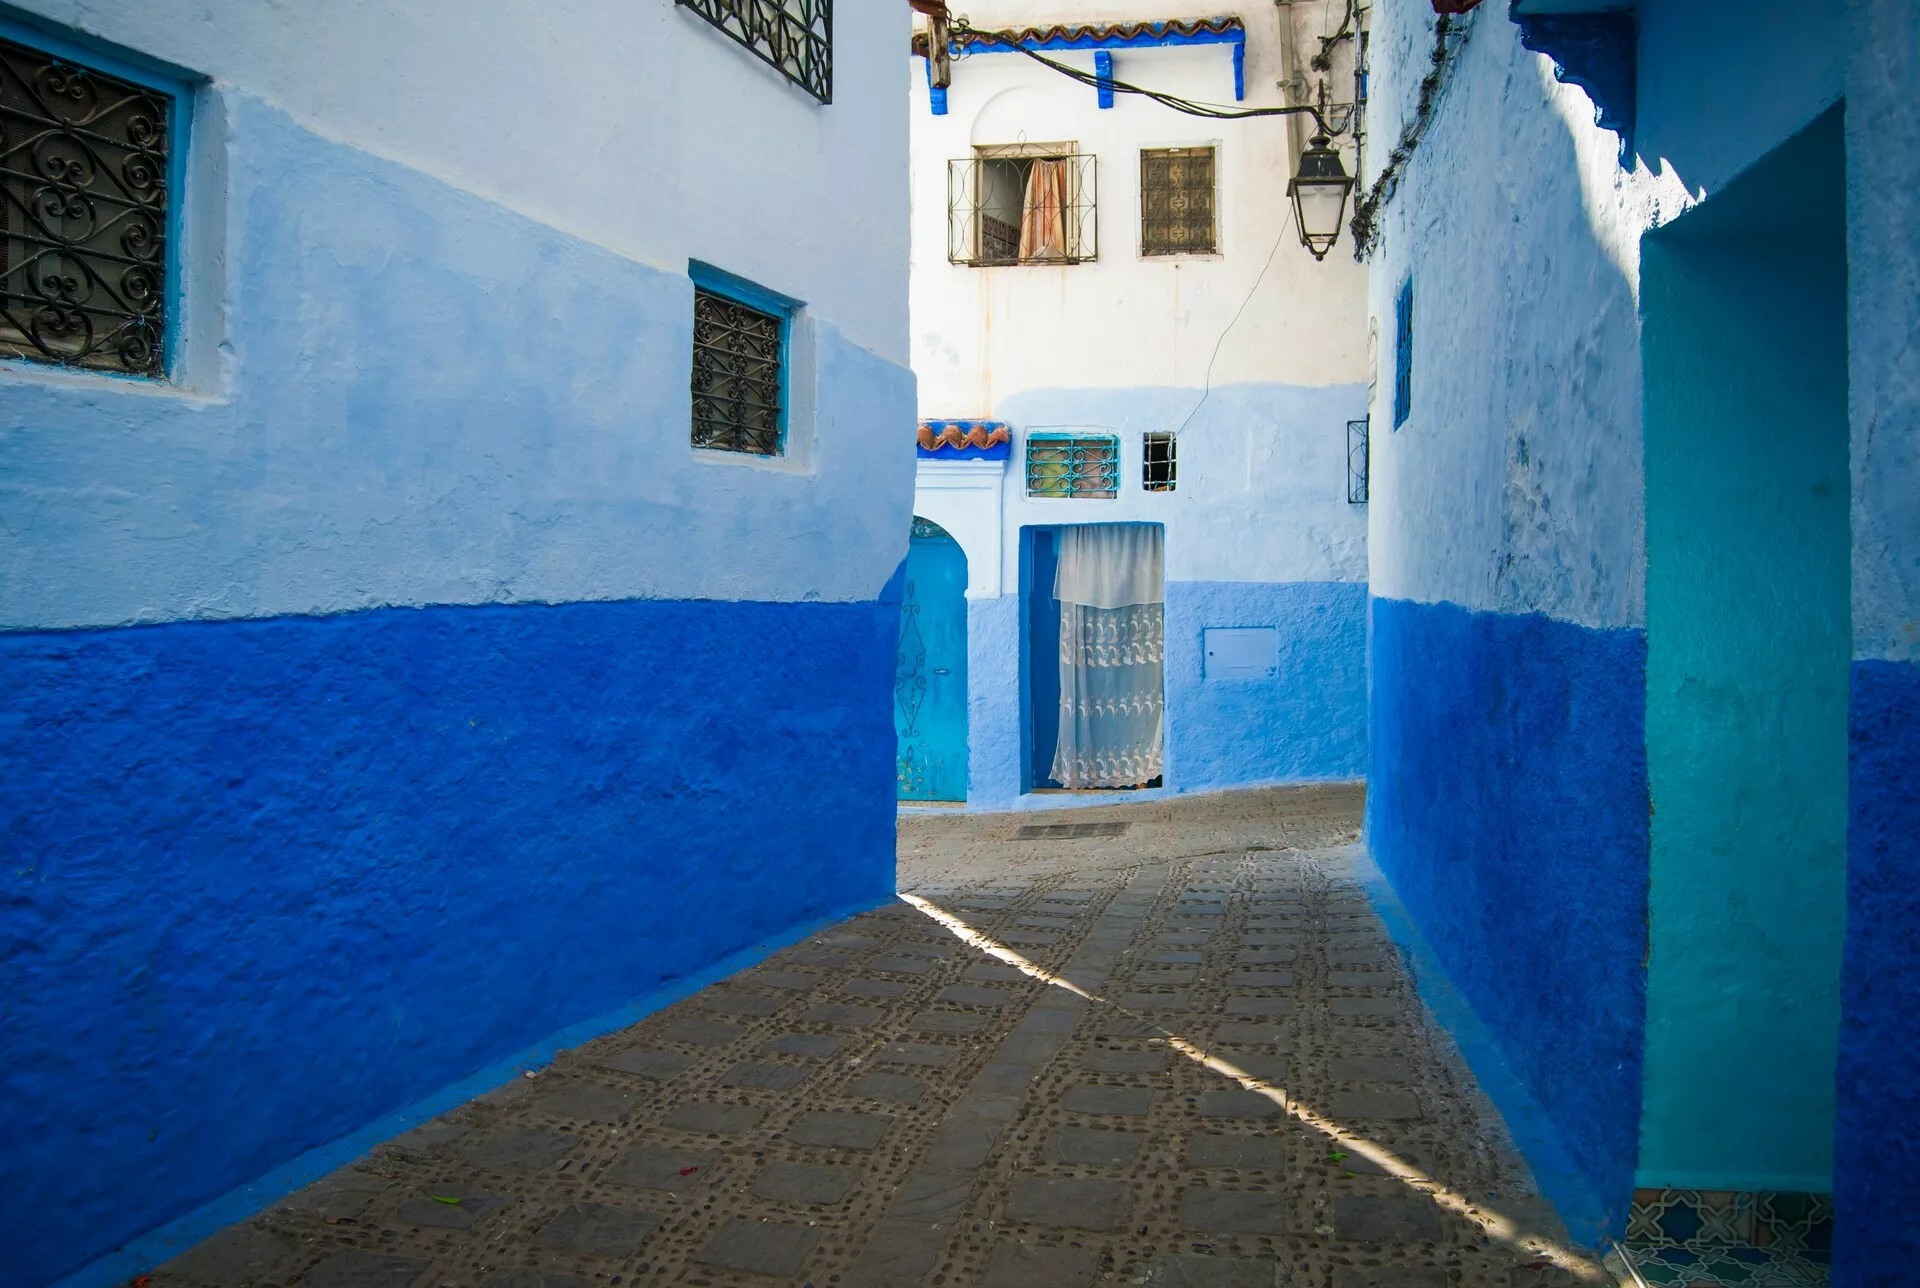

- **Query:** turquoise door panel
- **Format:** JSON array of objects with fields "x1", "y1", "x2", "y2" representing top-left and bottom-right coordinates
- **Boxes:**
[{"x1": 896, "y1": 520, "x2": 968, "y2": 802}]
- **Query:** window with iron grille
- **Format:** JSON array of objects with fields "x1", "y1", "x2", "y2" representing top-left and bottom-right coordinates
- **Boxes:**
[
  {"x1": 1347, "y1": 416, "x2": 1369, "y2": 503},
  {"x1": 691, "y1": 286, "x2": 785, "y2": 455},
  {"x1": 1026, "y1": 434, "x2": 1119, "y2": 499},
  {"x1": 1140, "y1": 147, "x2": 1215, "y2": 256},
  {"x1": 0, "y1": 34, "x2": 174, "y2": 377},
  {"x1": 948, "y1": 145, "x2": 1097, "y2": 267},
  {"x1": 677, "y1": 0, "x2": 832, "y2": 103},
  {"x1": 1393, "y1": 276, "x2": 1413, "y2": 428},
  {"x1": 1143, "y1": 431, "x2": 1177, "y2": 492}
]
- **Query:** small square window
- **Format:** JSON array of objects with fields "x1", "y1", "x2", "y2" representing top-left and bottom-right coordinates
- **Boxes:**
[
  {"x1": 0, "y1": 35, "x2": 175, "y2": 377},
  {"x1": 1143, "y1": 432, "x2": 1177, "y2": 492},
  {"x1": 1141, "y1": 146, "x2": 1216, "y2": 256},
  {"x1": 691, "y1": 284, "x2": 785, "y2": 456},
  {"x1": 1026, "y1": 434, "x2": 1118, "y2": 499}
]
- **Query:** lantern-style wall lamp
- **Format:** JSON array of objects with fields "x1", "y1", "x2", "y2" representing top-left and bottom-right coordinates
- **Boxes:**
[{"x1": 1289, "y1": 133, "x2": 1357, "y2": 260}]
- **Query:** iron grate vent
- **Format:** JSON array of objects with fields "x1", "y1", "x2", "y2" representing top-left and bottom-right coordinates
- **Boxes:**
[{"x1": 1013, "y1": 821, "x2": 1131, "y2": 840}]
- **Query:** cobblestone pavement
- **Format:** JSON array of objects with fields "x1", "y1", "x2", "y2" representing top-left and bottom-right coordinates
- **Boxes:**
[{"x1": 152, "y1": 785, "x2": 1603, "y2": 1288}]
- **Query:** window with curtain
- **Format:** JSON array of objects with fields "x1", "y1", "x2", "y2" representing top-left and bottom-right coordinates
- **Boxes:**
[
  {"x1": 1051, "y1": 524, "x2": 1165, "y2": 790},
  {"x1": 948, "y1": 145, "x2": 1098, "y2": 266}
]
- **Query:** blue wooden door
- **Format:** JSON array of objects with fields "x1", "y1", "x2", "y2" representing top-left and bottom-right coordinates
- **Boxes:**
[{"x1": 896, "y1": 519, "x2": 968, "y2": 802}]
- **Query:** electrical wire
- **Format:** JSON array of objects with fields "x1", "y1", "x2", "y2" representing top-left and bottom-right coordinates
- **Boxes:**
[
  {"x1": 1174, "y1": 203, "x2": 1298, "y2": 438},
  {"x1": 948, "y1": 22, "x2": 1336, "y2": 133}
]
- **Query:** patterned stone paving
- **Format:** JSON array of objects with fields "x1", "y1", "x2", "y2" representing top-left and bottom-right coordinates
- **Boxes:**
[{"x1": 149, "y1": 784, "x2": 1602, "y2": 1288}]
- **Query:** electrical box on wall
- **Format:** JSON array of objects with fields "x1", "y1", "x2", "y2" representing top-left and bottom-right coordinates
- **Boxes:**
[{"x1": 1204, "y1": 627, "x2": 1279, "y2": 680}]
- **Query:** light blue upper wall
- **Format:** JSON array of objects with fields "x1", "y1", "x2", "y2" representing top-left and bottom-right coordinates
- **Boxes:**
[
  {"x1": 0, "y1": 93, "x2": 916, "y2": 630},
  {"x1": 10, "y1": 0, "x2": 910, "y2": 361},
  {"x1": 1363, "y1": 9, "x2": 1668, "y2": 630},
  {"x1": 992, "y1": 383, "x2": 1370, "y2": 588},
  {"x1": 1366, "y1": 0, "x2": 1854, "y2": 631},
  {"x1": 1849, "y1": 0, "x2": 1920, "y2": 664}
]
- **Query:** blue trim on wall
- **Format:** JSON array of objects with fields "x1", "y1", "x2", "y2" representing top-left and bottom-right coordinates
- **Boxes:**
[
  {"x1": 0, "y1": 596, "x2": 898, "y2": 1286},
  {"x1": 926, "y1": 53, "x2": 948, "y2": 114},
  {"x1": 1508, "y1": 1, "x2": 1638, "y2": 165},
  {"x1": 1833, "y1": 658, "x2": 1920, "y2": 1286},
  {"x1": 918, "y1": 21, "x2": 1248, "y2": 112},
  {"x1": 1393, "y1": 276, "x2": 1414, "y2": 429},
  {"x1": 51, "y1": 893, "x2": 885, "y2": 1288},
  {"x1": 1367, "y1": 596, "x2": 1648, "y2": 1235}
]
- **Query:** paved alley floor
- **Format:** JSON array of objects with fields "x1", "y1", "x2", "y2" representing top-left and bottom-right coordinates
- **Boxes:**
[{"x1": 152, "y1": 785, "x2": 1601, "y2": 1288}]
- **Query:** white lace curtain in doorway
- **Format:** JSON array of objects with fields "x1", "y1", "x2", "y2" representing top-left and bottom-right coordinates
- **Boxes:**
[{"x1": 1050, "y1": 524, "x2": 1165, "y2": 790}]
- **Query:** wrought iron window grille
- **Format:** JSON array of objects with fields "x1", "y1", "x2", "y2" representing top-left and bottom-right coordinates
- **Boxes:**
[
  {"x1": 691, "y1": 285, "x2": 785, "y2": 456},
  {"x1": 1143, "y1": 431, "x2": 1177, "y2": 492},
  {"x1": 1347, "y1": 416, "x2": 1369, "y2": 504},
  {"x1": 0, "y1": 35, "x2": 172, "y2": 377},
  {"x1": 677, "y1": 0, "x2": 832, "y2": 103},
  {"x1": 948, "y1": 144, "x2": 1096, "y2": 267},
  {"x1": 1026, "y1": 433, "x2": 1119, "y2": 499},
  {"x1": 1140, "y1": 146, "x2": 1215, "y2": 256}
]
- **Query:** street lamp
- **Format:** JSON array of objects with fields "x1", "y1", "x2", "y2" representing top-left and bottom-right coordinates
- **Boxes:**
[{"x1": 1289, "y1": 133, "x2": 1357, "y2": 260}]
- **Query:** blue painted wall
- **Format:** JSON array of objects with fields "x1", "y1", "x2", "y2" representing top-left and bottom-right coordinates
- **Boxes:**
[
  {"x1": 1835, "y1": 3, "x2": 1920, "y2": 1281},
  {"x1": 0, "y1": 598, "x2": 897, "y2": 1285},
  {"x1": 1165, "y1": 581, "x2": 1368, "y2": 791},
  {"x1": 956, "y1": 577, "x2": 1367, "y2": 810},
  {"x1": 1367, "y1": 596, "x2": 1647, "y2": 1233},
  {"x1": 1835, "y1": 660, "x2": 1920, "y2": 1283},
  {"x1": 0, "y1": 66, "x2": 912, "y2": 1288}
]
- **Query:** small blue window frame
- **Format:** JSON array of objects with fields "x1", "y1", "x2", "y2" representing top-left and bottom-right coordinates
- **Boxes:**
[
  {"x1": 0, "y1": 9, "x2": 197, "y2": 381},
  {"x1": 687, "y1": 260, "x2": 798, "y2": 455},
  {"x1": 1392, "y1": 274, "x2": 1414, "y2": 429}
]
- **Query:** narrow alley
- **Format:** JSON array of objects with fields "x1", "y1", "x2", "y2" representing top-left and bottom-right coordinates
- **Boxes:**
[
  {"x1": 4, "y1": 0, "x2": 1914, "y2": 1284},
  {"x1": 149, "y1": 787, "x2": 1603, "y2": 1288}
]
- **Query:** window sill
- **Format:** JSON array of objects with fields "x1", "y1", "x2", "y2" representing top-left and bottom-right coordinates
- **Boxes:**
[
  {"x1": 691, "y1": 444, "x2": 814, "y2": 476},
  {"x1": 0, "y1": 359, "x2": 231, "y2": 407}
]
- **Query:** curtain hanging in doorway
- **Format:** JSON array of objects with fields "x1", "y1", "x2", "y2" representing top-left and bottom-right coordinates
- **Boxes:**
[
  {"x1": 1051, "y1": 524, "x2": 1164, "y2": 789},
  {"x1": 1018, "y1": 159, "x2": 1070, "y2": 260}
]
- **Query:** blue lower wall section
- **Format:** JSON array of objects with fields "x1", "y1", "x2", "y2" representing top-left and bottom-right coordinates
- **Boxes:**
[
  {"x1": 1165, "y1": 581, "x2": 1369, "y2": 791},
  {"x1": 1366, "y1": 596, "x2": 1647, "y2": 1233},
  {"x1": 952, "y1": 580, "x2": 1367, "y2": 810},
  {"x1": 0, "y1": 597, "x2": 897, "y2": 1286},
  {"x1": 1834, "y1": 658, "x2": 1920, "y2": 1287}
]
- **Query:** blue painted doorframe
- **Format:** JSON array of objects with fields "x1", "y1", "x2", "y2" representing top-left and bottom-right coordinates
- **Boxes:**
[{"x1": 896, "y1": 518, "x2": 968, "y2": 801}]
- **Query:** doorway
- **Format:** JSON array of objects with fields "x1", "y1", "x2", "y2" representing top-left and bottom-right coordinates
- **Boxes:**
[
  {"x1": 895, "y1": 518, "x2": 969, "y2": 803},
  {"x1": 1023, "y1": 523, "x2": 1165, "y2": 792},
  {"x1": 1639, "y1": 104, "x2": 1849, "y2": 1191}
]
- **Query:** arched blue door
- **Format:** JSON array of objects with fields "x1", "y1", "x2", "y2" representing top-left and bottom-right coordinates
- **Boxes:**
[{"x1": 896, "y1": 518, "x2": 968, "y2": 802}]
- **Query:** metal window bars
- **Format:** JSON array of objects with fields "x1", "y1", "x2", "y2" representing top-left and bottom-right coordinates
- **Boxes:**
[
  {"x1": 1348, "y1": 416, "x2": 1370, "y2": 504},
  {"x1": 691, "y1": 287, "x2": 784, "y2": 455},
  {"x1": 949, "y1": 146, "x2": 1097, "y2": 267},
  {"x1": 1026, "y1": 434, "x2": 1119, "y2": 499},
  {"x1": 0, "y1": 36, "x2": 170, "y2": 377},
  {"x1": 1143, "y1": 431, "x2": 1177, "y2": 492},
  {"x1": 677, "y1": 0, "x2": 832, "y2": 103},
  {"x1": 1140, "y1": 147, "x2": 1215, "y2": 256}
]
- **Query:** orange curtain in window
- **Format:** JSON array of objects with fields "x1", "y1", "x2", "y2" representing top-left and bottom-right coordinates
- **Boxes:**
[{"x1": 1018, "y1": 159, "x2": 1070, "y2": 261}]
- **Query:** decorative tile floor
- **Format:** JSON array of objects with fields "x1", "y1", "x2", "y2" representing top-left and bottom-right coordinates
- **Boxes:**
[
  {"x1": 146, "y1": 784, "x2": 1607, "y2": 1288},
  {"x1": 1616, "y1": 1189, "x2": 1831, "y2": 1286}
]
